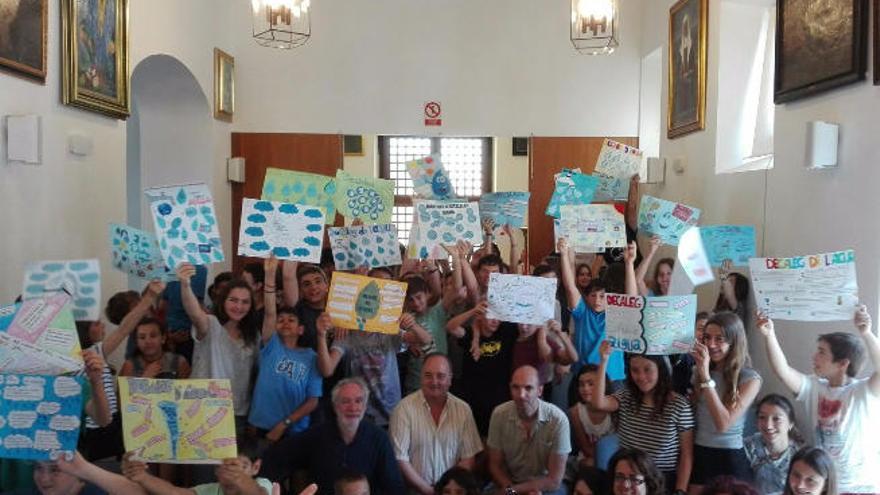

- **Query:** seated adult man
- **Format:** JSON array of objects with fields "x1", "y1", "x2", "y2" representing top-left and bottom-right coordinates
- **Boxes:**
[
  {"x1": 259, "y1": 378, "x2": 405, "y2": 495},
  {"x1": 389, "y1": 353, "x2": 483, "y2": 495},
  {"x1": 487, "y1": 366, "x2": 571, "y2": 495}
]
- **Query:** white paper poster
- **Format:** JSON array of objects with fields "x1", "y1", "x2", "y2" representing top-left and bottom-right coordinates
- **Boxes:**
[
  {"x1": 486, "y1": 273, "x2": 558, "y2": 325},
  {"x1": 559, "y1": 205, "x2": 627, "y2": 253},
  {"x1": 412, "y1": 201, "x2": 482, "y2": 260},
  {"x1": 328, "y1": 224, "x2": 402, "y2": 270},
  {"x1": 605, "y1": 293, "x2": 697, "y2": 355},
  {"x1": 22, "y1": 259, "x2": 101, "y2": 321},
  {"x1": 593, "y1": 139, "x2": 643, "y2": 202},
  {"x1": 237, "y1": 198, "x2": 325, "y2": 262},
  {"x1": 146, "y1": 183, "x2": 225, "y2": 268}
]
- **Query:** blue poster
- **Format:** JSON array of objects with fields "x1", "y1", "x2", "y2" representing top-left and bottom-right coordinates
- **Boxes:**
[
  {"x1": 545, "y1": 170, "x2": 600, "y2": 218},
  {"x1": 0, "y1": 374, "x2": 84, "y2": 460},
  {"x1": 699, "y1": 225, "x2": 756, "y2": 267},
  {"x1": 479, "y1": 192, "x2": 530, "y2": 228},
  {"x1": 636, "y1": 195, "x2": 701, "y2": 246}
]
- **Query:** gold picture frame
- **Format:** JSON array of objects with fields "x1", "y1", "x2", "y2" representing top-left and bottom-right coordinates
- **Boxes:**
[
  {"x1": 61, "y1": 0, "x2": 130, "y2": 119},
  {"x1": 667, "y1": 0, "x2": 707, "y2": 139},
  {"x1": 214, "y1": 48, "x2": 234, "y2": 122},
  {"x1": 0, "y1": 0, "x2": 48, "y2": 83}
]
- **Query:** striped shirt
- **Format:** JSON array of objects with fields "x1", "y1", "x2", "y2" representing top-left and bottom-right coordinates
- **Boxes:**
[
  {"x1": 389, "y1": 390, "x2": 483, "y2": 488},
  {"x1": 613, "y1": 387, "x2": 694, "y2": 472},
  {"x1": 83, "y1": 342, "x2": 119, "y2": 429}
]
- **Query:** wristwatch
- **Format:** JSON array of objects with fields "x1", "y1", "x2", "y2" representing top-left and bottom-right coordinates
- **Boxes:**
[
  {"x1": 700, "y1": 378, "x2": 716, "y2": 389},
  {"x1": 505, "y1": 488, "x2": 518, "y2": 495},
  {"x1": 283, "y1": 418, "x2": 293, "y2": 426}
]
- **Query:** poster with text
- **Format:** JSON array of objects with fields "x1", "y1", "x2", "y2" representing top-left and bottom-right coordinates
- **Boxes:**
[
  {"x1": 605, "y1": 293, "x2": 697, "y2": 355},
  {"x1": 261, "y1": 168, "x2": 337, "y2": 223},
  {"x1": 328, "y1": 224, "x2": 402, "y2": 270},
  {"x1": 593, "y1": 139, "x2": 643, "y2": 202},
  {"x1": 478, "y1": 192, "x2": 530, "y2": 228},
  {"x1": 327, "y1": 272, "x2": 407, "y2": 334},
  {"x1": 406, "y1": 154, "x2": 456, "y2": 200},
  {"x1": 0, "y1": 374, "x2": 83, "y2": 461},
  {"x1": 237, "y1": 198, "x2": 325, "y2": 262},
  {"x1": 412, "y1": 201, "x2": 482, "y2": 260},
  {"x1": 677, "y1": 227, "x2": 715, "y2": 287},
  {"x1": 545, "y1": 169, "x2": 600, "y2": 218},
  {"x1": 700, "y1": 225, "x2": 756, "y2": 267},
  {"x1": 559, "y1": 204, "x2": 627, "y2": 253},
  {"x1": 22, "y1": 259, "x2": 101, "y2": 321},
  {"x1": 109, "y1": 223, "x2": 174, "y2": 281},
  {"x1": 486, "y1": 273, "x2": 557, "y2": 325},
  {"x1": 333, "y1": 171, "x2": 394, "y2": 224},
  {"x1": 146, "y1": 183, "x2": 225, "y2": 268},
  {"x1": 749, "y1": 250, "x2": 858, "y2": 321},
  {"x1": 118, "y1": 378, "x2": 237, "y2": 464},
  {"x1": 637, "y1": 195, "x2": 701, "y2": 246},
  {"x1": 0, "y1": 294, "x2": 84, "y2": 375}
]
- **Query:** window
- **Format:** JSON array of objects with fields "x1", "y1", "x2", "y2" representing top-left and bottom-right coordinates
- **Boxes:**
[{"x1": 379, "y1": 136, "x2": 493, "y2": 244}]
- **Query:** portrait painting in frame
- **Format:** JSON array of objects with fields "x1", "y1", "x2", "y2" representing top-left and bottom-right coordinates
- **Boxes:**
[
  {"x1": 214, "y1": 48, "x2": 234, "y2": 122},
  {"x1": 668, "y1": 0, "x2": 708, "y2": 139},
  {"x1": 0, "y1": 0, "x2": 47, "y2": 82}
]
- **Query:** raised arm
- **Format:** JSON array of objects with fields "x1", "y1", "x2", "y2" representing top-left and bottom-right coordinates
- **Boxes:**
[
  {"x1": 692, "y1": 342, "x2": 761, "y2": 432},
  {"x1": 558, "y1": 237, "x2": 581, "y2": 310},
  {"x1": 757, "y1": 312, "x2": 805, "y2": 394},
  {"x1": 457, "y1": 241, "x2": 481, "y2": 306},
  {"x1": 262, "y1": 255, "x2": 279, "y2": 345},
  {"x1": 122, "y1": 453, "x2": 193, "y2": 495},
  {"x1": 176, "y1": 263, "x2": 209, "y2": 339},
  {"x1": 82, "y1": 350, "x2": 112, "y2": 427},
  {"x1": 102, "y1": 279, "x2": 166, "y2": 356},
  {"x1": 60, "y1": 451, "x2": 149, "y2": 495},
  {"x1": 421, "y1": 260, "x2": 443, "y2": 306},
  {"x1": 718, "y1": 260, "x2": 739, "y2": 310},
  {"x1": 446, "y1": 302, "x2": 486, "y2": 339},
  {"x1": 503, "y1": 224, "x2": 523, "y2": 275},
  {"x1": 315, "y1": 313, "x2": 344, "y2": 377},
  {"x1": 535, "y1": 325, "x2": 553, "y2": 363},
  {"x1": 625, "y1": 173, "x2": 640, "y2": 230},
  {"x1": 623, "y1": 240, "x2": 638, "y2": 296},
  {"x1": 547, "y1": 319, "x2": 578, "y2": 365},
  {"x1": 590, "y1": 341, "x2": 620, "y2": 413},
  {"x1": 400, "y1": 313, "x2": 433, "y2": 346},
  {"x1": 281, "y1": 260, "x2": 300, "y2": 308},
  {"x1": 635, "y1": 236, "x2": 661, "y2": 296},
  {"x1": 854, "y1": 304, "x2": 880, "y2": 396}
]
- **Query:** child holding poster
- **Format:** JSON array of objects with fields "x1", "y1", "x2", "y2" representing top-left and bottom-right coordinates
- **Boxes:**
[
  {"x1": 636, "y1": 237, "x2": 674, "y2": 297},
  {"x1": 714, "y1": 260, "x2": 751, "y2": 325},
  {"x1": 758, "y1": 306, "x2": 880, "y2": 494}
]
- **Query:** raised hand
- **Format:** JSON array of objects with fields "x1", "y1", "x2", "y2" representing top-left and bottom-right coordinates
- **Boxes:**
[
  {"x1": 82, "y1": 349, "x2": 105, "y2": 382},
  {"x1": 316, "y1": 313, "x2": 334, "y2": 338},
  {"x1": 756, "y1": 311, "x2": 774, "y2": 337},
  {"x1": 145, "y1": 279, "x2": 166, "y2": 298},
  {"x1": 121, "y1": 451, "x2": 149, "y2": 482},
  {"x1": 854, "y1": 304, "x2": 872, "y2": 334},
  {"x1": 599, "y1": 340, "x2": 613, "y2": 362},
  {"x1": 176, "y1": 262, "x2": 196, "y2": 284},
  {"x1": 399, "y1": 313, "x2": 416, "y2": 331},
  {"x1": 264, "y1": 253, "x2": 279, "y2": 274},
  {"x1": 648, "y1": 235, "x2": 661, "y2": 253},
  {"x1": 691, "y1": 342, "x2": 711, "y2": 382},
  {"x1": 624, "y1": 240, "x2": 637, "y2": 265}
]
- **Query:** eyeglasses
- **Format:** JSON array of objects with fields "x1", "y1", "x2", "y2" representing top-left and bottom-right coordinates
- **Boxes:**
[{"x1": 614, "y1": 474, "x2": 646, "y2": 486}]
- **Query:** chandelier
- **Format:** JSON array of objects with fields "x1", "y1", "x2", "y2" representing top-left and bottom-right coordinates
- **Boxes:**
[
  {"x1": 570, "y1": 0, "x2": 619, "y2": 55},
  {"x1": 252, "y1": 0, "x2": 311, "y2": 49}
]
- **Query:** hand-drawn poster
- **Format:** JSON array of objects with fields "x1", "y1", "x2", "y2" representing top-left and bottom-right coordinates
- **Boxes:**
[
  {"x1": 545, "y1": 169, "x2": 600, "y2": 218},
  {"x1": 261, "y1": 168, "x2": 337, "y2": 224},
  {"x1": 699, "y1": 225, "x2": 756, "y2": 267},
  {"x1": 237, "y1": 199, "x2": 325, "y2": 262},
  {"x1": 486, "y1": 273, "x2": 557, "y2": 325},
  {"x1": 406, "y1": 154, "x2": 456, "y2": 200},
  {"x1": 479, "y1": 192, "x2": 530, "y2": 228},
  {"x1": 637, "y1": 195, "x2": 701, "y2": 246},
  {"x1": 109, "y1": 223, "x2": 173, "y2": 281},
  {"x1": 22, "y1": 259, "x2": 101, "y2": 321},
  {"x1": 593, "y1": 139, "x2": 643, "y2": 202},
  {"x1": 0, "y1": 294, "x2": 84, "y2": 375},
  {"x1": 605, "y1": 293, "x2": 697, "y2": 355},
  {"x1": 677, "y1": 227, "x2": 714, "y2": 286},
  {"x1": 412, "y1": 201, "x2": 482, "y2": 260},
  {"x1": 146, "y1": 183, "x2": 225, "y2": 268},
  {"x1": 327, "y1": 272, "x2": 407, "y2": 334},
  {"x1": 118, "y1": 378, "x2": 237, "y2": 464},
  {"x1": 559, "y1": 205, "x2": 627, "y2": 253},
  {"x1": 749, "y1": 250, "x2": 858, "y2": 321},
  {"x1": 333, "y1": 170, "x2": 394, "y2": 224},
  {"x1": 0, "y1": 374, "x2": 83, "y2": 461},
  {"x1": 328, "y1": 224, "x2": 402, "y2": 270}
]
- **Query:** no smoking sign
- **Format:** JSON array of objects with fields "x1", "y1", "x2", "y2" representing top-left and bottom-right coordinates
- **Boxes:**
[{"x1": 424, "y1": 101, "x2": 442, "y2": 126}]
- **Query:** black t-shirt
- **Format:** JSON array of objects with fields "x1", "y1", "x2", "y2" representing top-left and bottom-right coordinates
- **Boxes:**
[
  {"x1": 458, "y1": 322, "x2": 518, "y2": 435},
  {"x1": 603, "y1": 224, "x2": 640, "y2": 265}
]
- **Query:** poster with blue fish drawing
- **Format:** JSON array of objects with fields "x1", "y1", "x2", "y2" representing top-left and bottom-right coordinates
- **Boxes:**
[
  {"x1": 699, "y1": 225, "x2": 756, "y2": 267},
  {"x1": 238, "y1": 199, "x2": 325, "y2": 262},
  {"x1": 22, "y1": 260, "x2": 101, "y2": 321},
  {"x1": 413, "y1": 201, "x2": 483, "y2": 260},
  {"x1": 0, "y1": 293, "x2": 84, "y2": 376},
  {"x1": 261, "y1": 168, "x2": 337, "y2": 224},
  {"x1": 592, "y1": 139, "x2": 643, "y2": 202},
  {"x1": 486, "y1": 273, "x2": 558, "y2": 325},
  {"x1": 559, "y1": 205, "x2": 627, "y2": 253},
  {"x1": 637, "y1": 195, "x2": 701, "y2": 246},
  {"x1": 328, "y1": 224, "x2": 402, "y2": 270},
  {"x1": 333, "y1": 170, "x2": 394, "y2": 224},
  {"x1": 146, "y1": 184, "x2": 225, "y2": 268},
  {"x1": 479, "y1": 192, "x2": 530, "y2": 228},
  {"x1": 0, "y1": 374, "x2": 83, "y2": 461},
  {"x1": 109, "y1": 224, "x2": 173, "y2": 281},
  {"x1": 545, "y1": 169, "x2": 600, "y2": 218},
  {"x1": 406, "y1": 154, "x2": 456, "y2": 200},
  {"x1": 605, "y1": 293, "x2": 697, "y2": 355}
]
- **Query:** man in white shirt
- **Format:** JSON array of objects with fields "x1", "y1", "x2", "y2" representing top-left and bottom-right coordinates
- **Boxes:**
[{"x1": 389, "y1": 353, "x2": 483, "y2": 495}]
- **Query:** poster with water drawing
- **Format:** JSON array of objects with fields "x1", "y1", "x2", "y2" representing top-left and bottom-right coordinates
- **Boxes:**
[
  {"x1": 479, "y1": 192, "x2": 530, "y2": 228},
  {"x1": 146, "y1": 184, "x2": 225, "y2": 268},
  {"x1": 109, "y1": 224, "x2": 173, "y2": 281},
  {"x1": 328, "y1": 224, "x2": 402, "y2": 270},
  {"x1": 486, "y1": 273, "x2": 558, "y2": 325},
  {"x1": 327, "y1": 272, "x2": 407, "y2": 334},
  {"x1": 412, "y1": 201, "x2": 482, "y2": 260},
  {"x1": 545, "y1": 169, "x2": 600, "y2": 218},
  {"x1": 261, "y1": 168, "x2": 337, "y2": 224},
  {"x1": 699, "y1": 225, "x2": 756, "y2": 267},
  {"x1": 637, "y1": 195, "x2": 701, "y2": 246},
  {"x1": 333, "y1": 171, "x2": 394, "y2": 224},
  {"x1": 237, "y1": 199, "x2": 325, "y2": 262},
  {"x1": 592, "y1": 139, "x2": 643, "y2": 202},
  {"x1": 605, "y1": 293, "x2": 697, "y2": 355},
  {"x1": 0, "y1": 293, "x2": 84, "y2": 376},
  {"x1": 559, "y1": 205, "x2": 627, "y2": 253},
  {"x1": 406, "y1": 154, "x2": 456, "y2": 200},
  {"x1": 22, "y1": 259, "x2": 101, "y2": 321}
]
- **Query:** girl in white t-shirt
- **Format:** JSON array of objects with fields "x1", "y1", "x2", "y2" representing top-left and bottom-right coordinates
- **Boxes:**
[{"x1": 569, "y1": 364, "x2": 614, "y2": 469}]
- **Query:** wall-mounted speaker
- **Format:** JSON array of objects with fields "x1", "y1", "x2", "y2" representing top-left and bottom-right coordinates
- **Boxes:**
[
  {"x1": 343, "y1": 135, "x2": 364, "y2": 156},
  {"x1": 512, "y1": 137, "x2": 528, "y2": 156}
]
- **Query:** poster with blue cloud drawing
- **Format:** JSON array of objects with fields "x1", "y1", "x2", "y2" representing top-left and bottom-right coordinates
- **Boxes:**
[
  {"x1": 699, "y1": 225, "x2": 756, "y2": 267},
  {"x1": 592, "y1": 139, "x2": 643, "y2": 202},
  {"x1": 146, "y1": 184, "x2": 225, "y2": 268},
  {"x1": 637, "y1": 195, "x2": 701, "y2": 246},
  {"x1": 333, "y1": 171, "x2": 394, "y2": 224},
  {"x1": 237, "y1": 199, "x2": 325, "y2": 262},
  {"x1": 109, "y1": 224, "x2": 173, "y2": 281},
  {"x1": 328, "y1": 224, "x2": 402, "y2": 270},
  {"x1": 545, "y1": 169, "x2": 600, "y2": 218},
  {"x1": 479, "y1": 192, "x2": 530, "y2": 228},
  {"x1": 406, "y1": 154, "x2": 456, "y2": 200},
  {"x1": 413, "y1": 201, "x2": 483, "y2": 260},
  {"x1": 486, "y1": 273, "x2": 558, "y2": 325},
  {"x1": 261, "y1": 168, "x2": 337, "y2": 224},
  {"x1": 22, "y1": 260, "x2": 101, "y2": 321},
  {"x1": 0, "y1": 374, "x2": 83, "y2": 461},
  {"x1": 605, "y1": 293, "x2": 697, "y2": 355},
  {"x1": 0, "y1": 294, "x2": 84, "y2": 376},
  {"x1": 559, "y1": 205, "x2": 627, "y2": 253}
]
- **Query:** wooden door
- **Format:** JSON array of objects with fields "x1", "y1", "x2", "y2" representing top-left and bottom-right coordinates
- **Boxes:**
[
  {"x1": 527, "y1": 136, "x2": 639, "y2": 268},
  {"x1": 230, "y1": 133, "x2": 343, "y2": 273}
]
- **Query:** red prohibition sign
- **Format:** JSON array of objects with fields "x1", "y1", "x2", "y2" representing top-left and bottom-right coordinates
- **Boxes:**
[{"x1": 424, "y1": 101, "x2": 441, "y2": 119}]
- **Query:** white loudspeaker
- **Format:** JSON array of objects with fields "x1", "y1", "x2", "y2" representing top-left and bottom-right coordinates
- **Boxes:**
[
  {"x1": 227, "y1": 157, "x2": 246, "y2": 183},
  {"x1": 806, "y1": 121, "x2": 839, "y2": 169},
  {"x1": 7, "y1": 115, "x2": 41, "y2": 164}
]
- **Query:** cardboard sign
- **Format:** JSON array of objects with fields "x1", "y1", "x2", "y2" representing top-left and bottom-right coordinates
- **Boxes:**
[
  {"x1": 605, "y1": 293, "x2": 697, "y2": 355},
  {"x1": 486, "y1": 273, "x2": 558, "y2": 325},
  {"x1": 237, "y1": 198, "x2": 325, "y2": 262}
]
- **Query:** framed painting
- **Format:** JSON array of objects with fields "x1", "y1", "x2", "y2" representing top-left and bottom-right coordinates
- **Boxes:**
[
  {"x1": 62, "y1": 0, "x2": 129, "y2": 119},
  {"x1": 214, "y1": 48, "x2": 234, "y2": 122},
  {"x1": 667, "y1": 0, "x2": 707, "y2": 139},
  {"x1": 774, "y1": 0, "x2": 868, "y2": 103},
  {"x1": 0, "y1": 0, "x2": 47, "y2": 82}
]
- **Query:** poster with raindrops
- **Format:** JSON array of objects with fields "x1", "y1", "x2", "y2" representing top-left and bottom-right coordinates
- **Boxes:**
[
  {"x1": 21, "y1": 260, "x2": 101, "y2": 321},
  {"x1": 333, "y1": 170, "x2": 394, "y2": 224},
  {"x1": 545, "y1": 169, "x2": 600, "y2": 218},
  {"x1": 328, "y1": 224, "x2": 402, "y2": 270},
  {"x1": 237, "y1": 198, "x2": 325, "y2": 262},
  {"x1": 146, "y1": 184, "x2": 225, "y2": 268},
  {"x1": 592, "y1": 139, "x2": 643, "y2": 202},
  {"x1": 261, "y1": 168, "x2": 337, "y2": 224},
  {"x1": 412, "y1": 201, "x2": 482, "y2": 260},
  {"x1": 109, "y1": 224, "x2": 173, "y2": 281},
  {"x1": 406, "y1": 154, "x2": 456, "y2": 200},
  {"x1": 479, "y1": 192, "x2": 530, "y2": 228}
]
